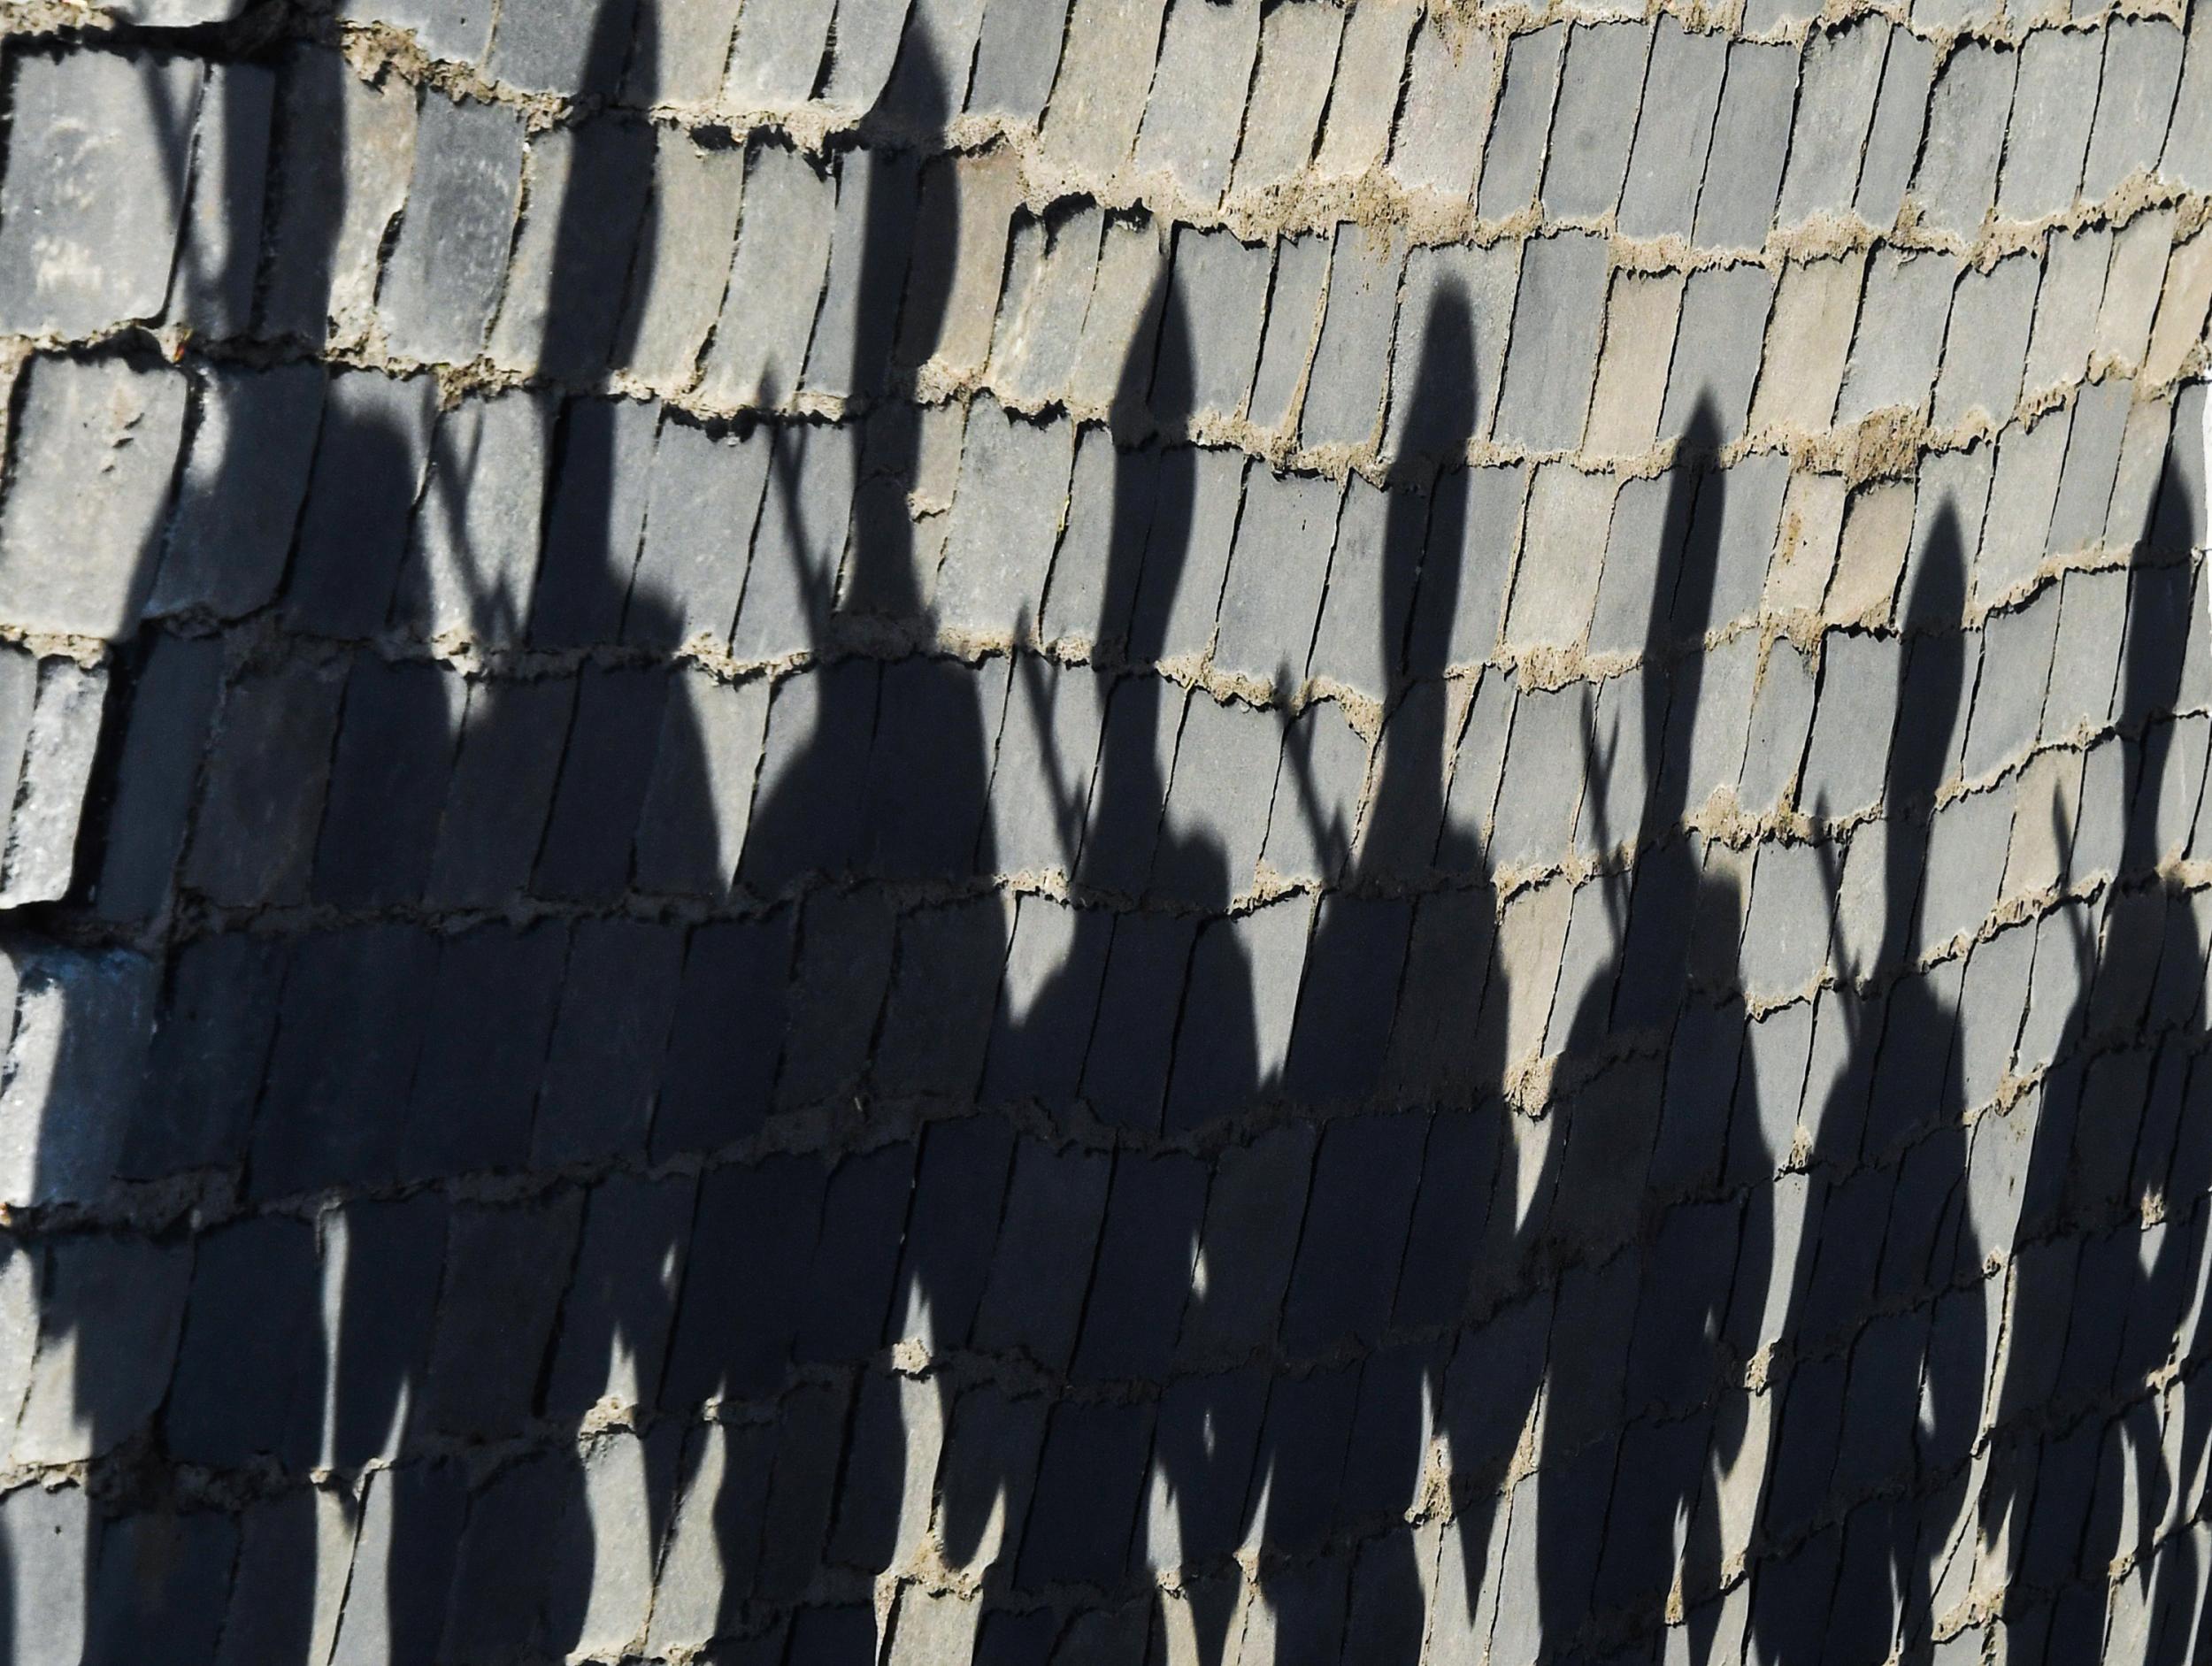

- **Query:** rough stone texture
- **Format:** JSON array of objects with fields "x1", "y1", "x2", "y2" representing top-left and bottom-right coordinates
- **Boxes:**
[{"x1": 0, "y1": 7, "x2": 2201, "y2": 1665}]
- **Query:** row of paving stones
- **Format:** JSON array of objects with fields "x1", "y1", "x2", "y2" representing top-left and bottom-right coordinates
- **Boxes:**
[
  {"x1": 54, "y1": 0, "x2": 2212, "y2": 216},
  {"x1": 5, "y1": 29, "x2": 2211, "y2": 409},
  {"x1": 12, "y1": 347, "x2": 2204, "y2": 684},
  {"x1": 4, "y1": 984, "x2": 2205, "y2": 1660}
]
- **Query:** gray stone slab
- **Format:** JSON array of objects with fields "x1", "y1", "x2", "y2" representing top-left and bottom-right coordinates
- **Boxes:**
[
  {"x1": 872, "y1": 0, "x2": 984, "y2": 127},
  {"x1": 1313, "y1": 0, "x2": 1417, "y2": 178},
  {"x1": 1657, "y1": 263, "x2": 1777, "y2": 443},
  {"x1": 1263, "y1": 698, "x2": 1370, "y2": 882},
  {"x1": 1836, "y1": 248, "x2": 1960, "y2": 423},
  {"x1": 91, "y1": 633, "x2": 223, "y2": 924},
  {"x1": 1974, "y1": 409, "x2": 2070, "y2": 602},
  {"x1": 1153, "y1": 227, "x2": 1271, "y2": 424},
  {"x1": 1504, "y1": 463, "x2": 1617, "y2": 651},
  {"x1": 618, "y1": 128, "x2": 745, "y2": 391},
  {"x1": 0, "y1": 50, "x2": 199, "y2": 336},
  {"x1": 1617, "y1": 19, "x2": 1726, "y2": 242},
  {"x1": 1540, "y1": 23, "x2": 1651, "y2": 220},
  {"x1": 631, "y1": 664, "x2": 766, "y2": 896},
  {"x1": 1301, "y1": 221, "x2": 1404, "y2": 452},
  {"x1": 986, "y1": 657, "x2": 1105, "y2": 874},
  {"x1": 1038, "y1": 0, "x2": 1171, "y2": 181},
  {"x1": 2023, "y1": 224, "x2": 2109, "y2": 395},
  {"x1": 1133, "y1": 0, "x2": 1258, "y2": 206},
  {"x1": 803, "y1": 144, "x2": 918, "y2": 402},
  {"x1": 1933, "y1": 250, "x2": 2039, "y2": 429},
  {"x1": 1479, "y1": 25, "x2": 1566, "y2": 219},
  {"x1": 1778, "y1": 19, "x2": 1889, "y2": 226},
  {"x1": 700, "y1": 142, "x2": 837, "y2": 409},
  {"x1": 259, "y1": 50, "x2": 417, "y2": 348},
  {"x1": 1416, "y1": 463, "x2": 1525, "y2": 672},
  {"x1": 1154, "y1": 694, "x2": 1281, "y2": 904},
  {"x1": 624, "y1": 0, "x2": 740, "y2": 102},
  {"x1": 723, "y1": 0, "x2": 835, "y2": 106},
  {"x1": 1213, "y1": 467, "x2": 1341, "y2": 692},
  {"x1": 1855, "y1": 30, "x2": 1934, "y2": 230},
  {"x1": 1996, "y1": 28, "x2": 2101, "y2": 221},
  {"x1": 0, "y1": 659, "x2": 105, "y2": 908},
  {"x1": 0, "y1": 355, "x2": 187, "y2": 639},
  {"x1": 1384, "y1": 241, "x2": 1518, "y2": 462},
  {"x1": 990, "y1": 203, "x2": 1104, "y2": 410},
  {"x1": 488, "y1": 116, "x2": 655, "y2": 381},
  {"x1": 1490, "y1": 683, "x2": 1589, "y2": 869},
  {"x1": 186, "y1": 663, "x2": 347, "y2": 907},
  {"x1": 171, "y1": 64, "x2": 273, "y2": 339},
  {"x1": 1306, "y1": 476, "x2": 1402, "y2": 701},
  {"x1": 1960, "y1": 586, "x2": 2058, "y2": 780},
  {"x1": 626, "y1": 418, "x2": 770, "y2": 650},
  {"x1": 1917, "y1": 787, "x2": 2010, "y2": 956},
  {"x1": 935, "y1": 397, "x2": 1076, "y2": 636},
  {"x1": 1229, "y1": 0, "x2": 1343, "y2": 200},
  {"x1": 2045, "y1": 374, "x2": 2133, "y2": 555},
  {"x1": 1247, "y1": 233, "x2": 1331, "y2": 438},
  {"x1": 2106, "y1": 394, "x2": 2175, "y2": 549},
  {"x1": 2041, "y1": 566, "x2": 2127, "y2": 741},
  {"x1": 1799, "y1": 630, "x2": 1901, "y2": 821},
  {"x1": 1676, "y1": 633, "x2": 1759, "y2": 816},
  {"x1": 1739, "y1": 639, "x2": 1816, "y2": 816},
  {"x1": 1701, "y1": 453, "x2": 1792, "y2": 631},
  {"x1": 1910, "y1": 42, "x2": 2016, "y2": 240},
  {"x1": 1494, "y1": 231, "x2": 1611, "y2": 451},
  {"x1": 2166, "y1": 0, "x2": 2212, "y2": 189},
  {"x1": 1694, "y1": 42, "x2": 1798, "y2": 250},
  {"x1": 395, "y1": 387, "x2": 555, "y2": 647},
  {"x1": 339, "y1": 0, "x2": 491, "y2": 61},
  {"x1": 2083, "y1": 19, "x2": 2185, "y2": 200},
  {"x1": 1391, "y1": 16, "x2": 1496, "y2": 202},
  {"x1": 1583, "y1": 469, "x2": 1676, "y2": 659},
  {"x1": 968, "y1": 0, "x2": 1071, "y2": 126},
  {"x1": 1898, "y1": 442, "x2": 1993, "y2": 626},
  {"x1": 487, "y1": 0, "x2": 638, "y2": 92},
  {"x1": 379, "y1": 95, "x2": 526, "y2": 365},
  {"x1": 1742, "y1": 840, "x2": 1833, "y2": 998}
]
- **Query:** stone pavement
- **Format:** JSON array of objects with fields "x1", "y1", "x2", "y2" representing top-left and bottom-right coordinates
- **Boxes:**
[{"x1": 0, "y1": 0, "x2": 2203, "y2": 1661}]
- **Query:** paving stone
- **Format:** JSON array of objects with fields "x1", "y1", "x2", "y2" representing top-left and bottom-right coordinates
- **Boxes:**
[
  {"x1": 703, "y1": 144, "x2": 838, "y2": 409},
  {"x1": 149, "y1": 364, "x2": 325, "y2": 622},
  {"x1": 184, "y1": 662, "x2": 346, "y2": 907},
  {"x1": 1153, "y1": 227, "x2": 1272, "y2": 425},
  {"x1": 1079, "y1": 679, "x2": 1189, "y2": 895},
  {"x1": 1132, "y1": 0, "x2": 1258, "y2": 206},
  {"x1": 1750, "y1": 253, "x2": 1865, "y2": 434},
  {"x1": 488, "y1": 118, "x2": 653, "y2": 380},
  {"x1": 1934, "y1": 251, "x2": 2040, "y2": 430},
  {"x1": 1827, "y1": 479, "x2": 1916, "y2": 626},
  {"x1": 1262, "y1": 699, "x2": 1370, "y2": 883},
  {"x1": 0, "y1": 50, "x2": 199, "y2": 337},
  {"x1": 1386, "y1": 242, "x2": 1519, "y2": 463},
  {"x1": 1163, "y1": 894, "x2": 1310, "y2": 1128},
  {"x1": 2084, "y1": 19, "x2": 2185, "y2": 200},
  {"x1": 1313, "y1": 0, "x2": 1418, "y2": 179},
  {"x1": 1504, "y1": 463, "x2": 1617, "y2": 652},
  {"x1": 1540, "y1": 23, "x2": 1652, "y2": 221},
  {"x1": 1230, "y1": 0, "x2": 1345, "y2": 201},
  {"x1": 1836, "y1": 248, "x2": 1961, "y2": 423},
  {"x1": 722, "y1": 0, "x2": 833, "y2": 106},
  {"x1": 2095, "y1": 210, "x2": 2174, "y2": 372},
  {"x1": 1910, "y1": 42, "x2": 2018, "y2": 241},
  {"x1": 170, "y1": 63, "x2": 273, "y2": 337},
  {"x1": 0, "y1": 354, "x2": 186, "y2": 639},
  {"x1": 1131, "y1": 446, "x2": 1245, "y2": 664},
  {"x1": 2046, "y1": 375, "x2": 2134, "y2": 555},
  {"x1": 2024, "y1": 225, "x2": 2112, "y2": 395},
  {"x1": 378, "y1": 96, "x2": 524, "y2": 365},
  {"x1": 1494, "y1": 231, "x2": 1612, "y2": 450},
  {"x1": 1037, "y1": 0, "x2": 1171, "y2": 183},
  {"x1": 1490, "y1": 683, "x2": 1589, "y2": 870},
  {"x1": 1583, "y1": 271, "x2": 1682, "y2": 457},
  {"x1": 1302, "y1": 221, "x2": 1404, "y2": 453},
  {"x1": 1694, "y1": 42, "x2": 1798, "y2": 250},
  {"x1": 1799, "y1": 630, "x2": 1901, "y2": 821},
  {"x1": 2166, "y1": 0, "x2": 2212, "y2": 188},
  {"x1": 1961, "y1": 588, "x2": 2060, "y2": 780},
  {"x1": 1212, "y1": 467, "x2": 1340, "y2": 694},
  {"x1": 1739, "y1": 640, "x2": 1816, "y2": 815},
  {"x1": 1778, "y1": 19, "x2": 1890, "y2": 226},
  {"x1": 1997, "y1": 29, "x2": 2101, "y2": 222},
  {"x1": 1855, "y1": 30, "x2": 1935, "y2": 230},
  {"x1": 1245, "y1": 232, "x2": 1331, "y2": 438},
  {"x1": 618, "y1": 128, "x2": 744, "y2": 391},
  {"x1": 395, "y1": 387, "x2": 555, "y2": 646},
  {"x1": 968, "y1": 0, "x2": 1070, "y2": 125},
  {"x1": 1975, "y1": 410, "x2": 2070, "y2": 602},
  {"x1": 313, "y1": 656, "x2": 464, "y2": 909},
  {"x1": 1479, "y1": 25, "x2": 1568, "y2": 219},
  {"x1": 1918, "y1": 787, "x2": 2012, "y2": 956},
  {"x1": 1391, "y1": 16, "x2": 1499, "y2": 202},
  {"x1": 282, "y1": 367, "x2": 442, "y2": 639},
  {"x1": 990, "y1": 203, "x2": 1105, "y2": 410},
  {"x1": 1616, "y1": 21, "x2": 1724, "y2": 242},
  {"x1": 802, "y1": 146, "x2": 919, "y2": 401},
  {"x1": 873, "y1": 895, "x2": 1012, "y2": 1095},
  {"x1": 1308, "y1": 477, "x2": 1412, "y2": 702},
  {"x1": 1658, "y1": 263, "x2": 1776, "y2": 443},
  {"x1": 624, "y1": 418, "x2": 769, "y2": 650},
  {"x1": 12, "y1": 1232, "x2": 188, "y2": 1463},
  {"x1": 1069, "y1": 214, "x2": 1170, "y2": 420}
]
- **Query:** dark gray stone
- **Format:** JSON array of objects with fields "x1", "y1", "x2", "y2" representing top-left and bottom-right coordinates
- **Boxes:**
[
  {"x1": 2084, "y1": 19, "x2": 2185, "y2": 200},
  {"x1": 1479, "y1": 25, "x2": 1567, "y2": 219},
  {"x1": 1996, "y1": 28, "x2": 2101, "y2": 221},
  {"x1": 379, "y1": 95, "x2": 525, "y2": 364},
  {"x1": 184, "y1": 663, "x2": 346, "y2": 907},
  {"x1": 1855, "y1": 30, "x2": 1934, "y2": 229},
  {"x1": 1694, "y1": 43, "x2": 1797, "y2": 250},
  {"x1": 1778, "y1": 20, "x2": 1889, "y2": 226},
  {"x1": 1302, "y1": 221, "x2": 1404, "y2": 452},
  {"x1": 1540, "y1": 24, "x2": 1652, "y2": 221},
  {"x1": 1494, "y1": 231, "x2": 1611, "y2": 450},
  {"x1": 1910, "y1": 42, "x2": 2017, "y2": 240},
  {"x1": 1617, "y1": 20, "x2": 1726, "y2": 241}
]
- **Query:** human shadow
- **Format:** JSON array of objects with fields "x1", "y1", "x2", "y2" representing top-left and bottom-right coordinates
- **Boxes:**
[{"x1": 1744, "y1": 507, "x2": 1981, "y2": 1665}]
